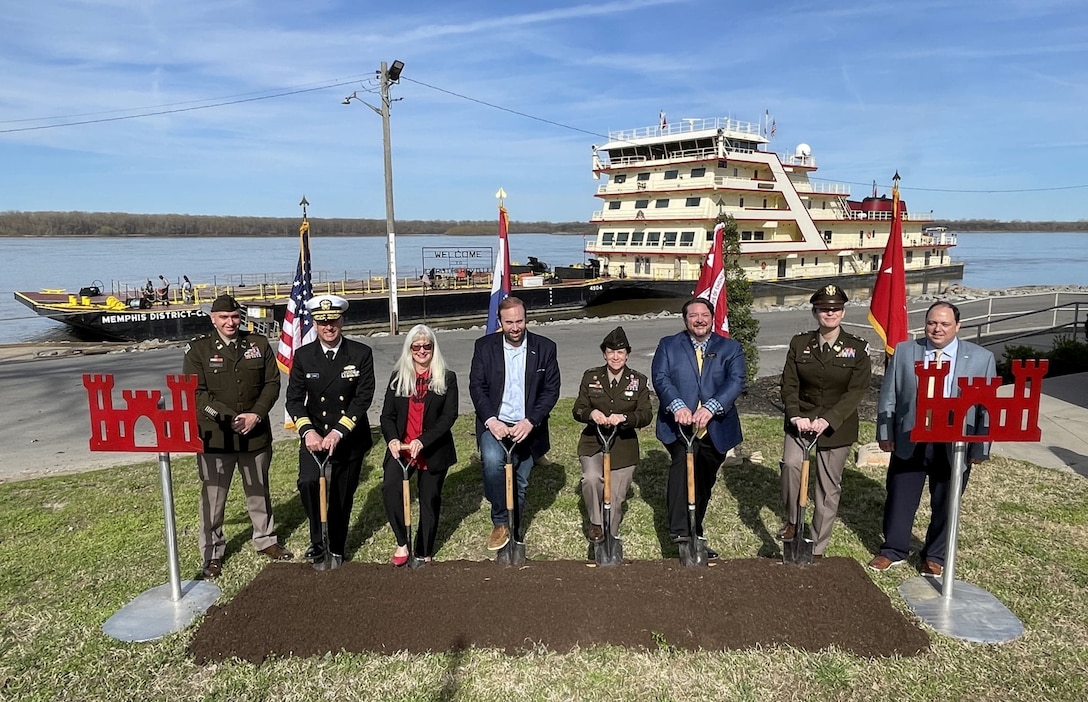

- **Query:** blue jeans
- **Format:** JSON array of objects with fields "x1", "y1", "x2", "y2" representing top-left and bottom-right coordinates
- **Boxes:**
[{"x1": 479, "y1": 431, "x2": 535, "y2": 527}]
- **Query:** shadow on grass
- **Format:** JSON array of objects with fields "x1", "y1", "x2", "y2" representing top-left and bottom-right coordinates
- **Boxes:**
[
  {"x1": 632, "y1": 448, "x2": 676, "y2": 558},
  {"x1": 720, "y1": 457, "x2": 782, "y2": 558}
]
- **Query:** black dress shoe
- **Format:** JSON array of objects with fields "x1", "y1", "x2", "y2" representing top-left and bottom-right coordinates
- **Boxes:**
[
  {"x1": 705, "y1": 546, "x2": 719, "y2": 560},
  {"x1": 305, "y1": 544, "x2": 324, "y2": 560},
  {"x1": 202, "y1": 558, "x2": 222, "y2": 579}
]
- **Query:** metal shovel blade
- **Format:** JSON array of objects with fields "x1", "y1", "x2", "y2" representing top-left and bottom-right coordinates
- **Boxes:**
[
  {"x1": 313, "y1": 552, "x2": 343, "y2": 571},
  {"x1": 594, "y1": 504, "x2": 622, "y2": 566},
  {"x1": 678, "y1": 538, "x2": 707, "y2": 567},
  {"x1": 782, "y1": 524, "x2": 814, "y2": 566},
  {"x1": 495, "y1": 538, "x2": 526, "y2": 566}
]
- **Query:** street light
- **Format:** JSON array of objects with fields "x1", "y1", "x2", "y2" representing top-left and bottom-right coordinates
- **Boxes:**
[{"x1": 343, "y1": 60, "x2": 404, "y2": 335}]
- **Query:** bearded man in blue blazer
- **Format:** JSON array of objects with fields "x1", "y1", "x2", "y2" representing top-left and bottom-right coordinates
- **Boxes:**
[
  {"x1": 652, "y1": 297, "x2": 746, "y2": 556},
  {"x1": 469, "y1": 296, "x2": 561, "y2": 552},
  {"x1": 869, "y1": 301, "x2": 996, "y2": 577}
]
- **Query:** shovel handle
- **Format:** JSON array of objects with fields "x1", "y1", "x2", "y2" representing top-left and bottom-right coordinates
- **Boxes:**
[
  {"x1": 402, "y1": 478, "x2": 412, "y2": 528},
  {"x1": 799, "y1": 458, "x2": 810, "y2": 509},
  {"x1": 602, "y1": 450, "x2": 612, "y2": 505},
  {"x1": 686, "y1": 451, "x2": 696, "y2": 504},
  {"x1": 318, "y1": 474, "x2": 328, "y2": 522},
  {"x1": 504, "y1": 461, "x2": 515, "y2": 511}
]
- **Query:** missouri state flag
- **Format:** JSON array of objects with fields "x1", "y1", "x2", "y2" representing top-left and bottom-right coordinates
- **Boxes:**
[
  {"x1": 485, "y1": 205, "x2": 512, "y2": 334},
  {"x1": 868, "y1": 175, "x2": 908, "y2": 354},
  {"x1": 693, "y1": 222, "x2": 730, "y2": 337}
]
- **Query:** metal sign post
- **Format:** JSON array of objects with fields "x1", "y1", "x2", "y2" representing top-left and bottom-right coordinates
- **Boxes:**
[
  {"x1": 897, "y1": 359, "x2": 1048, "y2": 643},
  {"x1": 83, "y1": 374, "x2": 220, "y2": 642}
]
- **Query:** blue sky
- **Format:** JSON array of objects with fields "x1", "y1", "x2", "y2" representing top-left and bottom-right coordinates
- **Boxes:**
[{"x1": 1, "y1": 0, "x2": 1086, "y2": 223}]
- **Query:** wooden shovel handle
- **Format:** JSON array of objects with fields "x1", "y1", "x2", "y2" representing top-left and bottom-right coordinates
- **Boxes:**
[
  {"x1": 402, "y1": 478, "x2": 412, "y2": 528},
  {"x1": 686, "y1": 452, "x2": 696, "y2": 504},
  {"x1": 602, "y1": 451, "x2": 612, "y2": 504},
  {"x1": 318, "y1": 475, "x2": 328, "y2": 522},
  {"x1": 799, "y1": 458, "x2": 810, "y2": 509},
  {"x1": 505, "y1": 462, "x2": 515, "y2": 511}
]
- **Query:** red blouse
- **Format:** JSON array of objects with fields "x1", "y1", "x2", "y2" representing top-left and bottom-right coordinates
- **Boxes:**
[{"x1": 403, "y1": 372, "x2": 429, "y2": 470}]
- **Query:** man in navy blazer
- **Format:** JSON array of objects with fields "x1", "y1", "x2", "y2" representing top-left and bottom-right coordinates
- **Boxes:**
[
  {"x1": 469, "y1": 297, "x2": 561, "y2": 551},
  {"x1": 869, "y1": 301, "x2": 996, "y2": 576},
  {"x1": 652, "y1": 298, "x2": 746, "y2": 553}
]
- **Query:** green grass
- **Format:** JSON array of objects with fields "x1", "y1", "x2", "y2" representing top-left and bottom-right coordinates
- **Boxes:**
[{"x1": 2, "y1": 401, "x2": 1087, "y2": 701}]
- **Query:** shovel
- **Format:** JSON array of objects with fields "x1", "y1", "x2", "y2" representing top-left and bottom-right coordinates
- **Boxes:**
[
  {"x1": 593, "y1": 423, "x2": 623, "y2": 566},
  {"x1": 495, "y1": 436, "x2": 527, "y2": 566},
  {"x1": 394, "y1": 452, "x2": 425, "y2": 569},
  {"x1": 676, "y1": 423, "x2": 707, "y2": 567},
  {"x1": 782, "y1": 432, "x2": 819, "y2": 566},
  {"x1": 310, "y1": 450, "x2": 342, "y2": 571}
]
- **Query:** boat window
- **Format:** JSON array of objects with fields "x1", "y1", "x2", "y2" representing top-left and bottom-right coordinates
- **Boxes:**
[
  {"x1": 906, "y1": 251, "x2": 913, "y2": 264},
  {"x1": 631, "y1": 231, "x2": 645, "y2": 245},
  {"x1": 686, "y1": 197, "x2": 700, "y2": 207},
  {"x1": 753, "y1": 231, "x2": 765, "y2": 241},
  {"x1": 637, "y1": 173, "x2": 650, "y2": 181},
  {"x1": 663, "y1": 231, "x2": 678, "y2": 246},
  {"x1": 801, "y1": 258, "x2": 805, "y2": 266},
  {"x1": 608, "y1": 201, "x2": 622, "y2": 210},
  {"x1": 762, "y1": 198, "x2": 768, "y2": 208},
  {"x1": 679, "y1": 231, "x2": 695, "y2": 247},
  {"x1": 664, "y1": 170, "x2": 679, "y2": 180},
  {"x1": 616, "y1": 232, "x2": 629, "y2": 245},
  {"x1": 602, "y1": 232, "x2": 614, "y2": 245},
  {"x1": 646, "y1": 231, "x2": 661, "y2": 246},
  {"x1": 690, "y1": 167, "x2": 706, "y2": 178},
  {"x1": 635, "y1": 199, "x2": 649, "y2": 209},
  {"x1": 614, "y1": 174, "x2": 627, "y2": 184},
  {"x1": 741, "y1": 231, "x2": 753, "y2": 241},
  {"x1": 655, "y1": 199, "x2": 669, "y2": 208},
  {"x1": 824, "y1": 230, "x2": 833, "y2": 243},
  {"x1": 739, "y1": 197, "x2": 745, "y2": 208}
]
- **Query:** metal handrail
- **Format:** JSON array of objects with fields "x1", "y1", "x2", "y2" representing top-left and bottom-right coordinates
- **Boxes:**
[{"x1": 907, "y1": 295, "x2": 1088, "y2": 345}]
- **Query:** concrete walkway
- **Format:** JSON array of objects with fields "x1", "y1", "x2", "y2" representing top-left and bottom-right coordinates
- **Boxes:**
[{"x1": 992, "y1": 371, "x2": 1088, "y2": 478}]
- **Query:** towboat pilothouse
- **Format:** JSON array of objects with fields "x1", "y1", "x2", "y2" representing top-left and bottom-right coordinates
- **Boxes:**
[{"x1": 585, "y1": 116, "x2": 960, "y2": 301}]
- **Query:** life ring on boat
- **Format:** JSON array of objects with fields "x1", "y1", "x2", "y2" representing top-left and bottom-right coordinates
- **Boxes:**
[{"x1": 760, "y1": 262, "x2": 767, "y2": 271}]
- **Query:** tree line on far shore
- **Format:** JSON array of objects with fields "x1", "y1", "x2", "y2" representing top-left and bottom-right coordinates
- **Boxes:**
[
  {"x1": 0, "y1": 211, "x2": 1084, "y2": 238},
  {"x1": 0, "y1": 211, "x2": 595, "y2": 238}
]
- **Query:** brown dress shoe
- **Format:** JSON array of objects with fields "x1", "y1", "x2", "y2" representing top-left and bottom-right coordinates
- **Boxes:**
[
  {"x1": 486, "y1": 524, "x2": 510, "y2": 550},
  {"x1": 259, "y1": 543, "x2": 294, "y2": 561},
  {"x1": 867, "y1": 555, "x2": 905, "y2": 572},
  {"x1": 777, "y1": 523, "x2": 796, "y2": 541},
  {"x1": 921, "y1": 560, "x2": 944, "y2": 577},
  {"x1": 587, "y1": 524, "x2": 605, "y2": 543},
  {"x1": 202, "y1": 558, "x2": 222, "y2": 579}
]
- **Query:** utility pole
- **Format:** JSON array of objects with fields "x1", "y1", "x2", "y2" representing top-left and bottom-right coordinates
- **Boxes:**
[{"x1": 344, "y1": 59, "x2": 404, "y2": 335}]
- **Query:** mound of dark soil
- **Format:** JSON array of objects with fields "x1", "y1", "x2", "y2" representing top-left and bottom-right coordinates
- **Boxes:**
[{"x1": 190, "y1": 557, "x2": 928, "y2": 664}]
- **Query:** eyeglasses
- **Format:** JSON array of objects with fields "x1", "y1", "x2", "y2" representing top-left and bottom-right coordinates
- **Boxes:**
[
  {"x1": 410, "y1": 342, "x2": 434, "y2": 351},
  {"x1": 816, "y1": 307, "x2": 844, "y2": 314}
]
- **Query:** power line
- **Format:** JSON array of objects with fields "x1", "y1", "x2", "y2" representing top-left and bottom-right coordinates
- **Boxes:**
[{"x1": 0, "y1": 78, "x2": 367, "y2": 134}]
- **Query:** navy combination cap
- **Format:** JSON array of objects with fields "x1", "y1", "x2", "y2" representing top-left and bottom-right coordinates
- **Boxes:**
[
  {"x1": 810, "y1": 284, "x2": 848, "y2": 306},
  {"x1": 306, "y1": 294, "x2": 349, "y2": 321}
]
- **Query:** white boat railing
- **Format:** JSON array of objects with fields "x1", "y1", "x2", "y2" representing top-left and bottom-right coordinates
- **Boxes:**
[{"x1": 607, "y1": 117, "x2": 762, "y2": 143}]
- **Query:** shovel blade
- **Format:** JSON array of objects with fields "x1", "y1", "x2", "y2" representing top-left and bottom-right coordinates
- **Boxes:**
[
  {"x1": 495, "y1": 540, "x2": 526, "y2": 566},
  {"x1": 313, "y1": 553, "x2": 343, "y2": 571},
  {"x1": 594, "y1": 534, "x2": 623, "y2": 567},
  {"x1": 678, "y1": 538, "x2": 707, "y2": 567},
  {"x1": 782, "y1": 534, "x2": 814, "y2": 565}
]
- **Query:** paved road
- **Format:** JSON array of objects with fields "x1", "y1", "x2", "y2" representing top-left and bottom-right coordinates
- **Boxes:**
[{"x1": 3, "y1": 295, "x2": 1080, "y2": 482}]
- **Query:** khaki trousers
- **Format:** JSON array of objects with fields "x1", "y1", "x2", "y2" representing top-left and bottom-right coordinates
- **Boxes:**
[
  {"x1": 579, "y1": 452, "x2": 635, "y2": 536},
  {"x1": 198, "y1": 447, "x2": 277, "y2": 561},
  {"x1": 780, "y1": 436, "x2": 850, "y2": 556}
]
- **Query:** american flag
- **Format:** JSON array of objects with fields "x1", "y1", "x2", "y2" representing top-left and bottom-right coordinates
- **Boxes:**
[{"x1": 276, "y1": 217, "x2": 316, "y2": 376}]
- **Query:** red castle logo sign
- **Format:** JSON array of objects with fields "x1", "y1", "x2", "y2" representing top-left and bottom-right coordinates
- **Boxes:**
[
  {"x1": 910, "y1": 359, "x2": 1048, "y2": 444},
  {"x1": 83, "y1": 374, "x2": 203, "y2": 453}
]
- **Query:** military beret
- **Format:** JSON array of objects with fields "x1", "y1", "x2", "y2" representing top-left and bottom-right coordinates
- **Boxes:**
[{"x1": 210, "y1": 294, "x2": 241, "y2": 312}]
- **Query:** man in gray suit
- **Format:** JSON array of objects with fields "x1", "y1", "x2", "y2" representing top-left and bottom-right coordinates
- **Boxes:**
[{"x1": 869, "y1": 301, "x2": 996, "y2": 576}]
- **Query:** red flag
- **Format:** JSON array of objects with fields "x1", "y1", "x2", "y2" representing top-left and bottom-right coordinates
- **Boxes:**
[
  {"x1": 694, "y1": 222, "x2": 729, "y2": 337},
  {"x1": 868, "y1": 178, "x2": 908, "y2": 354}
]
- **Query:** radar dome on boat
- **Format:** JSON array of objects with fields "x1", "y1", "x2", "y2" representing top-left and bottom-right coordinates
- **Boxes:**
[{"x1": 794, "y1": 143, "x2": 811, "y2": 158}]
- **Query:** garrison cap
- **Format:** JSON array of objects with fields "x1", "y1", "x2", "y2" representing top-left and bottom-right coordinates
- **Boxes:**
[
  {"x1": 600, "y1": 326, "x2": 631, "y2": 351},
  {"x1": 810, "y1": 284, "x2": 848, "y2": 306},
  {"x1": 307, "y1": 294, "x2": 349, "y2": 321},
  {"x1": 210, "y1": 294, "x2": 242, "y2": 313}
]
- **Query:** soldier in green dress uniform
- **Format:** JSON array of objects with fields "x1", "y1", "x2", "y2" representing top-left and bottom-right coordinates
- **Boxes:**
[{"x1": 779, "y1": 284, "x2": 872, "y2": 557}]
